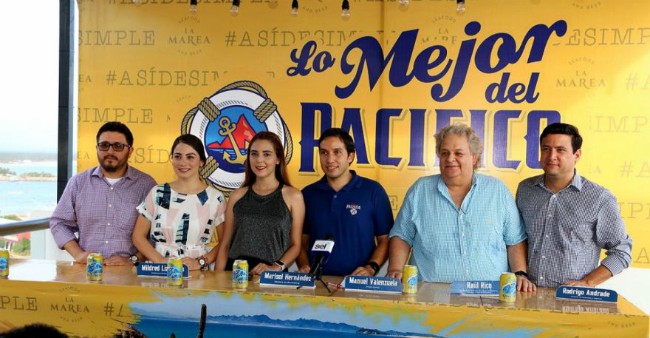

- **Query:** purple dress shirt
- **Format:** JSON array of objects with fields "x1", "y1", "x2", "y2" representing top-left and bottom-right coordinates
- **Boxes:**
[{"x1": 50, "y1": 165, "x2": 156, "y2": 258}]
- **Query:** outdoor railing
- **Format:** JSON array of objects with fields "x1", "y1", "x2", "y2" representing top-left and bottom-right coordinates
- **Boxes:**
[{"x1": 0, "y1": 218, "x2": 50, "y2": 236}]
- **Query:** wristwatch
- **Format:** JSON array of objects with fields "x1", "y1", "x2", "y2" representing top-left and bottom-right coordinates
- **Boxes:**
[
  {"x1": 274, "y1": 260, "x2": 286, "y2": 271},
  {"x1": 366, "y1": 261, "x2": 380, "y2": 275},
  {"x1": 197, "y1": 256, "x2": 208, "y2": 270},
  {"x1": 129, "y1": 255, "x2": 139, "y2": 266},
  {"x1": 514, "y1": 271, "x2": 529, "y2": 278}
]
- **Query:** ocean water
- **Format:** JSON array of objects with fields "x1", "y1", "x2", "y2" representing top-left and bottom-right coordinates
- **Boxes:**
[
  {"x1": 130, "y1": 314, "x2": 440, "y2": 338},
  {"x1": 132, "y1": 319, "x2": 426, "y2": 338},
  {"x1": 0, "y1": 181, "x2": 57, "y2": 216},
  {"x1": 0, "y1": 161, "x2": 57, "y2": 176},
  {"x1": 133, "y1": 321, "x2": 362, "y2": 338},
  {"x1": 0, "y1": 161, "x2": 57, "y2": 216}
]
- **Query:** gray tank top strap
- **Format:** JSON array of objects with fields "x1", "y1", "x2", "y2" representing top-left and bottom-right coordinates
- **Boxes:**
[{"x1": 228, "y1": 183, "x2": 292, "y2": 264}]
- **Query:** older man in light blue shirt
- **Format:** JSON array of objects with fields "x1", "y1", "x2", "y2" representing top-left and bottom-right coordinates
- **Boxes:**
[{"x1": 387, "y1": 124, "x2": 535, "y2": 291}]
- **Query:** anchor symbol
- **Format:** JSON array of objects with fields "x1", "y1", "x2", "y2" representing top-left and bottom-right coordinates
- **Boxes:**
[{"x1": 218, "y1": 116, "x2": 247, "y2": 165}]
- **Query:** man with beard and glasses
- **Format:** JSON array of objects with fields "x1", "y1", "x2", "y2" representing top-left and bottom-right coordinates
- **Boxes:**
[{"x1": 50, "y1": 122, "x2": 156, "y2": 265}]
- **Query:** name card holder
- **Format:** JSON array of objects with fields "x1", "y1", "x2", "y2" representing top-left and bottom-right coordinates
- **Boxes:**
[
  {"x1": 260, "y1": 271, "x2": 315, "y2": 289},
  {"x1": 137, "y1": 262, "x2": 189, "y2": 279},
  {"x1": 450, "y1": 281, "x2": 499, "y2": 296},
  {"x1": 555, "y1": 286, "x2": 618, "y2": 303},
  {"x1": 344, "y1": 276, "x2": 402, "y2": 294}
]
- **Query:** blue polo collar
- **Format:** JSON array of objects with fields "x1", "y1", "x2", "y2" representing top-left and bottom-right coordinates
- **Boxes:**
[{"x1": 314, "y1": 170, "x2": 361, "y2": 192}]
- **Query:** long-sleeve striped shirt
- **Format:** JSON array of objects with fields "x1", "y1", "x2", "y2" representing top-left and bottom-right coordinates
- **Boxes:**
[
  {"x1": 516, "y1": 171, "x2": 632, "y2": 287},
  {"x1": 50, "y1": 165, "x2": 156, "y2": 258}
]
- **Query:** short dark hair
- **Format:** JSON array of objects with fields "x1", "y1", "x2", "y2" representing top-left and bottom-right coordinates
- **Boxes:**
[
  {"x1": 318, "y1": 128, "x2": 356, "y2": 154},
  {"x1": 96, "y1": 121, "x2": 134, "y2": 146},
  {"x1": 0, "y1": 323, "x2": 68, "y2": 338},
  {"x1": 171, "y1": 134, "x2": 207, "y2": 163},
  {"x1": 540, "y1": 123, "x2": 583, "y2": 153}
]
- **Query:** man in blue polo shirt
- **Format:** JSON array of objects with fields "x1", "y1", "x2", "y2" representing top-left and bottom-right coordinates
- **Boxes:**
[{"x1": 297, "y1": 128, "x2": 394, "y2": 276}]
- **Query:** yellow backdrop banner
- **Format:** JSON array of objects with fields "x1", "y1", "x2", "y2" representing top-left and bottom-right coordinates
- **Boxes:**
[{"x1": 76, "y1": 0, "x2": 650, "y2": 268}]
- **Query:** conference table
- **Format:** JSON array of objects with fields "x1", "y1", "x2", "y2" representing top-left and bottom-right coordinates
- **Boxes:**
[{"x1": 0, "y1": 259, "x2": 647, "y2": 337}]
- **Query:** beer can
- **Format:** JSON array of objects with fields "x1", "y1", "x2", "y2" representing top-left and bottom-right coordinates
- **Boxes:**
[
  {"x1": 402, "y1": 265, "x2": 418, "y2": 294},
  {"x1": 499, "y1": 272, "x2": 517, "y2": 302},
  {"x1": 0, "y1": 249, "x2": 9, "y2": 278},
  {"x1": 167, "y1": 257, "x2": 184, "y2": 286},
  {"x1": 232, "y1": 259, "x2": 249, "y2": 289},
  {"x1": 86, "y1": 253, "x2": 103, "y2": 281}
]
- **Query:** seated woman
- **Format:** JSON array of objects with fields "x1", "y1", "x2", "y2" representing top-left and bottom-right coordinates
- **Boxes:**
[
  {"x1": 216, "y1": 131, "x2": 305, "y2": 275},
  {"x1": 132, "y1": 134, "x2": 226, "y2": 270}
]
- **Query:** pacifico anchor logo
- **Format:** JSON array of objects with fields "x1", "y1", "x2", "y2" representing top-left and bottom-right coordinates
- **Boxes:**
[
  {"x1": 346, "y1": 203, "x2": 361, "y2": 216},
  {"x1": 181, "y1": 81, "x2": 293, "y2": 196}
]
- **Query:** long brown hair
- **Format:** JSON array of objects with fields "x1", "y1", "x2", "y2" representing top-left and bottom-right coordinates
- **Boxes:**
[{"x1": 241, "y1": 131, "x2": 291, "y2": 187}]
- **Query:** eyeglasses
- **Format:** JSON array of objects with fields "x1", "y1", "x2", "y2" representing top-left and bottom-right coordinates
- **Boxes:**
[{"x1": 97, "y1": 142, "x2": 130, "y2": 152}]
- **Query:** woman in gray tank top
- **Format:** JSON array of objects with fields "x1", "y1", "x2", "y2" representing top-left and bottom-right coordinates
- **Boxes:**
[{"x1": 216, "y1": 131, "x2": 305, "y2": 275}]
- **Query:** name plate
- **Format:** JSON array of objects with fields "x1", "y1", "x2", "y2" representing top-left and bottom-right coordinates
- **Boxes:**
[
  {"x1": 450, "y1": 281, "x2": 499, "y2": 296},
  {"x1": 260, "y1": 271, "x2": 315, "y2": 289},
  {"x1": 555, "y1": 286, "x2": 618, "y2": 303},
  {"x1": 344, "y1": 276, "x2": 402, "y2": 294},
  {"x1": 137, "y1": 262, "x2": 189, "y2": 278}
]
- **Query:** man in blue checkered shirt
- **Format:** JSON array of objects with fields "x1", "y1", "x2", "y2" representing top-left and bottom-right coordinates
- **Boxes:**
[
  {"x1": 388, "y1": 124, "x2": 536, "y2": 292},
  {"x1": 516, "y1": 123, "x2": 632, "y2": 288}
]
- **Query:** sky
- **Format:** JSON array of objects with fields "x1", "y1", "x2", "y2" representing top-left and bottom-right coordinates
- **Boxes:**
[{"x1": 0, "y1": 3, "x2": 60, "y2": 153}]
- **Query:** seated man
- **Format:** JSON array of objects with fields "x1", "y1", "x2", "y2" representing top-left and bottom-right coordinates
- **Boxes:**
[
  {"x1": 517, "y1": 122, "x2": 632, "y2": 287},
  {"x1": 50, "y1": 121, "x2": 156, "y2": 265},
  {"x1": 387, "y1": 124, "x2": 535, "y2": 291},
  {"x1": 297, "y1": 128, "x2": 393, "y2": 276}
]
